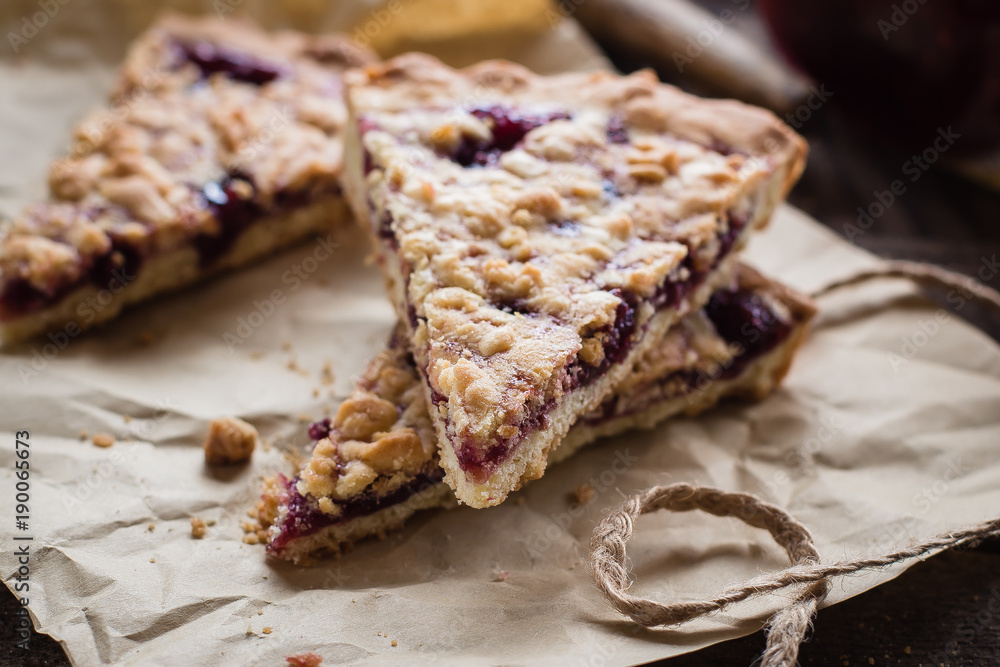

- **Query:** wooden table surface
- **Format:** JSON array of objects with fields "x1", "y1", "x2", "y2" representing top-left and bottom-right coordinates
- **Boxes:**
[{"x1": 5, "y1": 2, "x2": 1000, "y2": 666}]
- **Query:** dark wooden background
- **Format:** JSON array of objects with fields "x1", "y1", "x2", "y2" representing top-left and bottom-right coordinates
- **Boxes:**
[{"x1": 4, "y1": 1, "x2": 1000, "y2": 665}]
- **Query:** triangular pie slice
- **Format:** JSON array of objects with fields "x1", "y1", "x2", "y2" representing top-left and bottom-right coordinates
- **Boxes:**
[
  {"x1": 0, "y1": 14, "x2": 375, "y2": 344},
  {"x1": 341, "y1": 54, "x2": 806, "y2": 506},
  {"x1": 258, "y1": 265, "x2": 816, "y2": 563}
]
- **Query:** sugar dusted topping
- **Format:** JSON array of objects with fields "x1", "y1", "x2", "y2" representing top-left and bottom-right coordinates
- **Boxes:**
[{"x1": 347, "y1": 54, "x2": 805, "y2": 457}]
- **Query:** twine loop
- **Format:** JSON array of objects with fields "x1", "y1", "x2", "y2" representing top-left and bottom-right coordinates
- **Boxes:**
[{"x1": 590, "y1": 261, "x2": 1000, "y2": 666}]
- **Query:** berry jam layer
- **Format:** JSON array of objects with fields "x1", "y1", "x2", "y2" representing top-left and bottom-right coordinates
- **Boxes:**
[
  {"x1": 0, "y1": 174, "x2": 339, "y2": 322},
  {"x1": 0, "y1": 16, "x2": 371, "y2": 331},
  {"x1": 450, "y1": 210, "x2": 748, "y2": 484},
  {"x1": 266, "y1": 468, "x2": 445, "y2": 555},
  {"x1": 584, "y1": 283, "x2": 796, "y2": 426}
]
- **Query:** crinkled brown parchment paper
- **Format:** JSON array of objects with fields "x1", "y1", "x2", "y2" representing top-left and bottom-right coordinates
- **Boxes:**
[{"x1": 3, "y1": 1, "x2": 1000, "y2": 665}]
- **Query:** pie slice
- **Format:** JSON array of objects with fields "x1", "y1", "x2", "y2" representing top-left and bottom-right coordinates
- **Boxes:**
[
  {"x1": 258, "y1": 265, "x2": 816, "y2": 564},
  {"x1": 341, "y1": 54, "x2": 807, "y2": 507},
  {"x1": 0, "y1": 14, "x2": 375, "y2": 344}
]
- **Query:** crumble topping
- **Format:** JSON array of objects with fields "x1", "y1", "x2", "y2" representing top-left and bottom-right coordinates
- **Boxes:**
[
  {"x1": 203, "y1": 416, "x2": 258, "y2": 465},
  {"x1": 346, "y1": 54, "x2": 805, "y2": 466},
  {"x1": 296, "y1": 342, "x2": 437, "y2": 504},
  {"x1": 0, "y1": 14, "x2": 374, "y2": 317},
  {"x1": 190, "y1": 517, "x2": 208, "y2": 539}
]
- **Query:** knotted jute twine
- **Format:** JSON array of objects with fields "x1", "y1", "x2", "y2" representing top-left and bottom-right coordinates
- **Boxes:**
[{"x1": 590, "y1": 260, "x2": 1000, "y2": 666}]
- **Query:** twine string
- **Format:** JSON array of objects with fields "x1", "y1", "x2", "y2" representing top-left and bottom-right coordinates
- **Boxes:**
[{"x1": 590, "y1": 261, "x2": 1000, "y2": 666}]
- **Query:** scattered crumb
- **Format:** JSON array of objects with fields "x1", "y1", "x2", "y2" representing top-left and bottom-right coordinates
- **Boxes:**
[
  {"x1": 78, "y1": 429, "x2": 88, "y2": 440},
  {"x1": 258, "y1": 611, "x2": 263, "y2": 616},
  {"x1": 320, "y1": 361, "x2": 334, "y2": 385},
  {"x1": 391, "y1": 640, "x2": 397, "y2": 647},
  {"x1": 137, "y1": 330, "x2": 156, "y2": 346},
  {"x1": 285, "y1": 652, "x2": 323, "y2": 667},
  {"x1": 281, "y1": 341, "x2": 293, "y2": 352},
  {"x1": 147, "y1": 523, "x2": 155, "y2": 532},
  {"x1": 312, "y1": 388, "x2": 320, "y2": 397},
  {"x1": 122, "y1": 415, "x2": 132, "y2": 423},
  {"x1": 92, "y1": 433, "x2": 115, "y2": 448},
  {"x1": 190, "y1": 517, "x2": 207, "y2": 539},
  {"x1": 571, "y1": 483, "x2": 595, "y2": 505},
  {"x1": 494, "y1": 570, "x2": 509, "y2": 582},
  {"x1": 867, "y1": 659, "x2": 874, "y2": 666},
  {"x1": 515, "y1": 496, "x2": 525, "y2": 506},
  {"x1": 203, "y1": 416, "x2": 258, "y2": 465},
  {"x1": 149, "y1": 558, "x2": 156, "y2": 563},
  {"x1": 903, "y1": 647, "x2": 911, "y2": 655},
  {"x1": 297, "y1": 414, "x2": 312, "y2": 423},
  {"x1": 262, "y1": 627, "x2": 273, "y2": 635},
  {"x1": 287, "y1": 360, "x2": 301, "y2": 373},
  {"x1": 242, "y1": 534, "x2": 260, "y2": 545},
  {"x1": 206, "y1": 519, "x2": 217, "y2": 526},
  {"x1": 249, "y1": 350, "x2": 266, "y2": 360}
]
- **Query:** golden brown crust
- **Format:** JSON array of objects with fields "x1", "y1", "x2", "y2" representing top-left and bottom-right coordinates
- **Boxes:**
[
  {"x1": 0, "y1": 14, "x2": 376, "y2": 341},
  {"x1": 342, "y1": 53, "x2": 806, "y2": 505},
  {"x1": 203, "y1": 416, "x2": 258, "y2": 465},
  {"x1": 261, "y1": 266, "x2": 815, "y2": 560}
]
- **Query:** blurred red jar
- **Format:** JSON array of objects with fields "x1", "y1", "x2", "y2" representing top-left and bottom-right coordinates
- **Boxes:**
[{"x1": 758, "y1": 0, "x2": 1000, "y2": 156}]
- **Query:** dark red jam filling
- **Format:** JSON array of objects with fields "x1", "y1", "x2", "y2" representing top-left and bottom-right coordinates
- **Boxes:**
[
  {"x1": 449, "y1": 210, "x2": 750, "y2": 480},
  {"x1": 194, "y1": 176, "x2": 262, "y2": 267},
  {"x1": 606, "y1": 114, "x2": 630, "y2": 144},
  {"x1": 704, "y1": 286, "x2": 792, "y2": 379},
  {"x1": 450, "y1": 105, "x2": 571, "y2": 167},
  {"x1": 585, "y1": 285, "x2": 794, "y2": 425},
  {"x1": 173, "y1": 39, "x2": 285, "y2": 86},
  {"x1": 0, "y1": 230, "x2": 145, "y2": 321},
  {"x1": 0, "y1": 172, "x2": 338, "y2": 321},
  {"x1": 307, "y1": 418, "x2": 332, "y2": 442},
  {"x1": 266, "y1": 468, "x2": 446, "y2": 555}
]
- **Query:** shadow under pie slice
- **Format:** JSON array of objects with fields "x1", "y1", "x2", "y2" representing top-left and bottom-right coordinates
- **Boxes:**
[
  {"x1": 258, "y1": 264, "x2": 816, "y2": 564},
  {"x1": 340, "y1": 53, "x2": 807, "y2": 507},
  {"x1": 0, "y1": 13, "x2": 376, "y2": 344}
]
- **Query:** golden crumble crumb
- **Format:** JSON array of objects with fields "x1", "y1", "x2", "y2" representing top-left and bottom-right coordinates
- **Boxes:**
[
  {"x1": 249, "y1": 350, "x2": 265, "y2": 360},
  {"x1": 262, "y1": 626, "x2": 273, "y2": 634},
  {"x1": 122, "y1": 415, "x2": 132, "y2": 423},
  {"x1": 190, "y1": 517, "x2": 207, "y2": 539},
  {"x1": 78, "y1": 429, "x2": 88, "y2": 440},
  {"x1": 312, "y1": 388, "x2": 320, "y2": 397},
  {"x1": 258, "y1": 610, "x2": 263, "y2": 616},
  {"x1": 281, "y1": 341, "x2": 292, "y2": 351},
  {"x1": 320, "y1": 361, "x2": 334, "y2": 385},
  {"x1": 285, "y1": 653, "x2": 323, "y2": 667},
  {"x1": 147, "y1": 523, "x2": 155, "y2": 532},
  {"x1": 297, "y1": 413, "x2": 312, "y2": 423},
  {"x1": 242, "y1": 534, "x2": 260, "y2": 545},
  {"x1": 92, "y1": 433, "x2": 115, "y2": 448},
  {"x1": 391, "y1": 640, "x2": 397, "y2": 647},
  {"x1": 149, "y1": 557, "x2": 156, "y2": 563},
  {"x1": 571, "y1": 483, "x2": 595, "y2": 505},
  {"x1": 203, "y1": 416, "x2": 258, "y2": 465}
]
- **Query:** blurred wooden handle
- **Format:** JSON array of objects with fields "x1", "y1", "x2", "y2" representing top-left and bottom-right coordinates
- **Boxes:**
[{"x1": 572, "y1": 0, "x2": 813, "y2": 113}]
